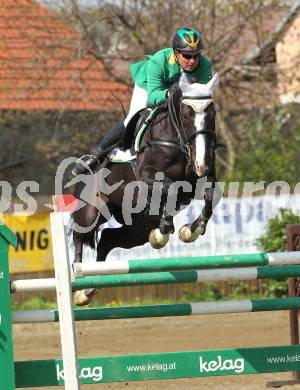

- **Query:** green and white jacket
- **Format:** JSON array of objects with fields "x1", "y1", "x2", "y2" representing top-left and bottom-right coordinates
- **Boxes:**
[{"x1": 130, "y1": 48, "x2": 212, "y2": 106}]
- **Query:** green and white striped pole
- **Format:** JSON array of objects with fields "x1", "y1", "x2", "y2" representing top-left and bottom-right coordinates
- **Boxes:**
[
  {"x1": 73, "y1": 251, "x2": 300, "y2": 276},
  {"x1": 72, "y1": 265, "x2": 300, "y2": 290},
  {"x1": 12, "y1": 297, "x2": 300, "y2": 323},
  {"x1": 10, "y1": 265, "x2": 300, "y2": 293}
]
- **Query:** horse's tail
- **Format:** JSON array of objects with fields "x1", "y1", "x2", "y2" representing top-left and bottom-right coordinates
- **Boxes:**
[
  {"x1": 69, "y1": 181, "x2": 101, "y2": 250},
  {"x1": 69, "y1": 220, "x2": 99, "y2": 250}
]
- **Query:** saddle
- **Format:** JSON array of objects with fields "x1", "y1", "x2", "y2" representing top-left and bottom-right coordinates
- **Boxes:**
[
  {"x1": 108, "y1": 97, "x2": 170, "y2": 165},
  {"x1": 121, "y1": 107, "x2": 160, "y2": 151},
  {"x1": 108, "y1": 107, "x2": 161, "y2": 166}
]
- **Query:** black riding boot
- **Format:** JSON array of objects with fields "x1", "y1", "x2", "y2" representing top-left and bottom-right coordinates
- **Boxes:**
[
  {"x1": 72, "y1": 121, "x2": 125, "y2": 175},
  {"x1": 98, "y1": 120, "x2": 125, "y2": 151}
]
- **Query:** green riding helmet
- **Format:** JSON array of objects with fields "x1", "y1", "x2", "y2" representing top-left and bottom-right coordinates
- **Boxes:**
[{"x1": 172, "y1": 27, "x2": 204, "y2": 52}]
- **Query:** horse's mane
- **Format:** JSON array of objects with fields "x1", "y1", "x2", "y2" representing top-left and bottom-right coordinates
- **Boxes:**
[{"x1": 167, "y1": 83, "x2": 183, "y2": 132}]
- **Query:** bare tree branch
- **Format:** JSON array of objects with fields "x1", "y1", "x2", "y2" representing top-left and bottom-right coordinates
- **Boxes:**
[{"x1": 0, "y1": 159, "x2": 25, "y2": 172}]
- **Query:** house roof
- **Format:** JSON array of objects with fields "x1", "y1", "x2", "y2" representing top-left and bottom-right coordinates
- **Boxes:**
[{"x1": 0, "y1": 0, "x2": 130, "y2": 110}]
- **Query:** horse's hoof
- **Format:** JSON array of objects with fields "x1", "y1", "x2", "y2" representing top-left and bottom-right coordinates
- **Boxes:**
[
  {"x1": 199, "y1": 224, "x2": 206, "y2": 236},
  {"x1": 179, "y1": 224, "x2": 202, "y2": 243},
  {"x1": 73, "y1": 289, "x2": 97, "y2": 306},
  {"x1": 149, "y1": 229, "x2": 170, "y2": 249}
]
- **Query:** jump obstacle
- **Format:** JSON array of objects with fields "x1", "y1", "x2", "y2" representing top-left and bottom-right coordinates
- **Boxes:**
[{"x1": 1, "y1": 210, "x2": 300, "y2": 388}]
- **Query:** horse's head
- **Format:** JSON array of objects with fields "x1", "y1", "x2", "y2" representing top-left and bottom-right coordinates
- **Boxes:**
[
  {"x1": 181, "y1": 97, "x2": 216, "y2": 177},
  {"x1": 169, "y1": 73, "x2": 219, "y2": 178}
]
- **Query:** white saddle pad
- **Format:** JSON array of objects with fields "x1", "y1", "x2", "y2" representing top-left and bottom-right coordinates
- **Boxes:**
[{"x1": 108, "y1": 148, "x2": 136, "y2": 163}]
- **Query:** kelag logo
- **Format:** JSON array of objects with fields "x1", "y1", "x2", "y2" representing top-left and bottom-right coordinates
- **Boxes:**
[
  {"x1": 199, "y1": 355, "x2": 245, "y2": 374},
  {"x1": 15, "y1": 229, "x2": 49, "y2": 251},
  {"x1": 56, "y1": 364, "x2": 103, "y2": 382}
]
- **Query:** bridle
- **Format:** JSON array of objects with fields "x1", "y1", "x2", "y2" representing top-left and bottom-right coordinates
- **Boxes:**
[
  {"x1": 136, "y1": 88, "x2": 224, "y2": 167},
  {"x1": 167, "y1": 91, "x2": 217, "y2": 163}
]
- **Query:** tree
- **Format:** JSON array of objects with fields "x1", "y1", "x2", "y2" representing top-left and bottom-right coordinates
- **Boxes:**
[
  {"x1": 62, "y1": 0, "x2": 300, "y2": 178},
  {"x1": 2, "y1": 0, "x2": 300, "y2": 193},
  {"x1": 257, "y1": 208, "x2": 300, "y2": 252}
]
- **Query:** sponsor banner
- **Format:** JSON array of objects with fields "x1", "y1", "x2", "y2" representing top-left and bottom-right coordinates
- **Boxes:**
[
  {"x1": 14, "y1": 345, "x2": 300, "y2": 385},
  {"x1": 77, "y1": 194, "x2": 300, "y2": 263},
  {"x1": 4, "y1": 212, "x2": 53, "y2": 274},
  {"x1": 4, "y1": 194, "x2": 300, "y2": 272}
]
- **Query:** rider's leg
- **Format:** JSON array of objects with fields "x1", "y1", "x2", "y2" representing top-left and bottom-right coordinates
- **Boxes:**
[
  {"x1": 97, "y1": 120, "x2": 125, "y2": 154},
  {"x1": 123, "y1": 84, "x2": 148, "y2": 127},
  {"x1": 73, "y1": 84, "x2": 148, "y2": 175},
  {"x1": 97, "y1": 84, "x2": 148, "y2": 153},
  {"x1": 72, "y1": 120, "x2": 125, "y2": 175}
]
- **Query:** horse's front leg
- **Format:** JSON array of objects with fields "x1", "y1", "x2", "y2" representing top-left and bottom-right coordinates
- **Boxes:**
[
  {"x1": 179, "y1": 181, "x2": 222, "y2": 243},
  {"x1": 149, "y1": 203, "x2": 175, "y2": 249}
]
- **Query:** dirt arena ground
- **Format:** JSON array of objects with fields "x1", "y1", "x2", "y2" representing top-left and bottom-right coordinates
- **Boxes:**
[{"x1": 14, "y1": 311, "x2": 299, "y2": 389}]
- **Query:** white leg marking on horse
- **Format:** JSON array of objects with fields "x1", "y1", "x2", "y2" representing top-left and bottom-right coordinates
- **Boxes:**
[
  {"x1": 149, "y1": 229, "x2": 170, "y2": 249},
  {"x1": 178, "y1": 224, "x2": 202, "y2": 243}
]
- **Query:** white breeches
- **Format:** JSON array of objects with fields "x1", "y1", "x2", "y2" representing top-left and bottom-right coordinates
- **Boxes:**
[{"x1": 124, "y1": 84, "x2": 148, "y2": 127}]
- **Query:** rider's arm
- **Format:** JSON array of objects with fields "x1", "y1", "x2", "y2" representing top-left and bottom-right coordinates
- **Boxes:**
[{"x1": 146, "y1": 57, "x2": 169, "y2": 106}]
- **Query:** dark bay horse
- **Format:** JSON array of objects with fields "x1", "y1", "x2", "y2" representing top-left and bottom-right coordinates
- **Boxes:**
[{"x1": 70, "y1": 77, "x2": 222, "y2": 304}]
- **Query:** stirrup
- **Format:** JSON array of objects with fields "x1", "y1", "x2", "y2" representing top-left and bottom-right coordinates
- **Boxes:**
[{"x1": 72, "y1": 154, "x2": 99, "y2": 176}]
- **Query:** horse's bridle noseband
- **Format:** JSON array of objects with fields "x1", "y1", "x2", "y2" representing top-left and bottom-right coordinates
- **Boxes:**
[{"x1": 168, "y1": 92, "x2": 217, "y2": 159}]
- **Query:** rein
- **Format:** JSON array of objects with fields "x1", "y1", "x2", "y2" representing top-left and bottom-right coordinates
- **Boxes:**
[
  {"x1": 137, "y1": 89, "x2": 224, "y2": 156},
  {"x1": 168, "y1": 93, "x2": 217, "y2": 155}
]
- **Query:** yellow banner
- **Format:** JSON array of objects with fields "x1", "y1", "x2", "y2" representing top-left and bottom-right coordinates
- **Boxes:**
[{"x1": 4, "y1": 212, "x2": 54, "y2": 274}]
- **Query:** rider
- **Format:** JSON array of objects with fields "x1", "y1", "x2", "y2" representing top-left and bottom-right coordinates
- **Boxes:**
[{"x1": 73, "y1": 27, "x2": 212, "y2": 175}]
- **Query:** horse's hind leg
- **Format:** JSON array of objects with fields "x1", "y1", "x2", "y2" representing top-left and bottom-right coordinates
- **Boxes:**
[
  {"x1": 74, "y1": 223, "x2": 152, "y2": 306},
  {"x1": 96, "y1": 223, "x2": 153, "y2": 261},
  {"x1": 72, "y1": 216, "x2": 105, "y2": 307},
  {"x1": 72, "y1": 199, "x2": 110, "y2": 306},
  {"x1": 71, "y1": 192, "x2": 110, "y2": 263},
  {"x1": 74, "y1": 235, "x2": 83, "y2": 264}
]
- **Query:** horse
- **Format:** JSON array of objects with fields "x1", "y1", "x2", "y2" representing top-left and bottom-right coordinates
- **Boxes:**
[{"x1": 69, "y1": 74, "x2": 223, "y2": 305}]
